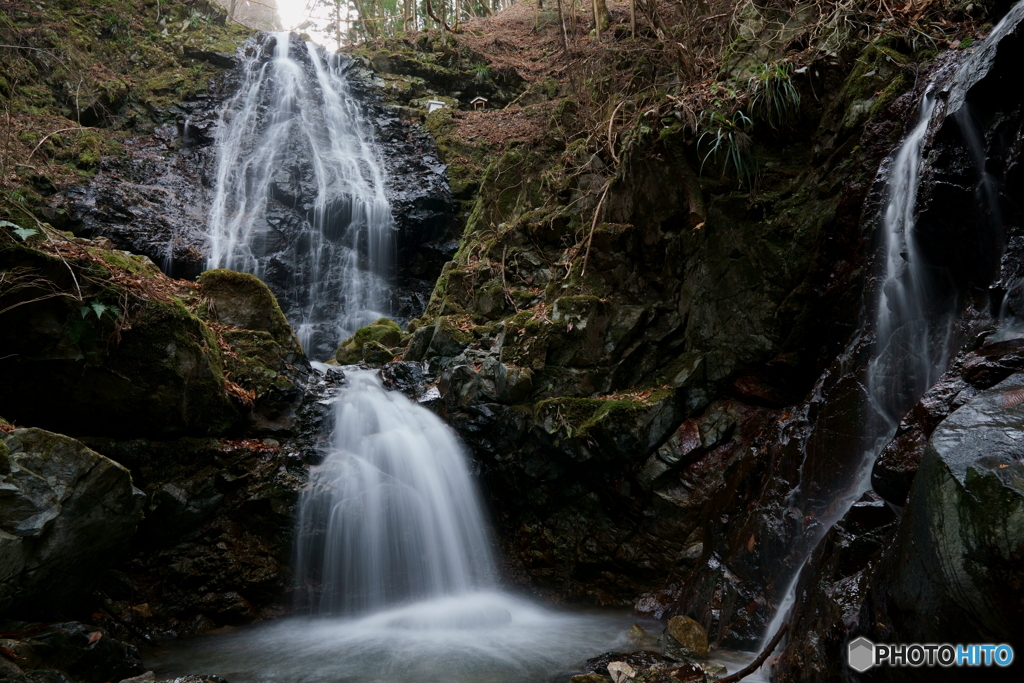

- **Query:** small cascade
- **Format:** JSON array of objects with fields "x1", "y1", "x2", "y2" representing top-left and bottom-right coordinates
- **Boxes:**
[
  {"x1": 294, "y1": 370, "x2": 497, "y2": 615},
  {"x1": 762, "y1": 0, "x2": 1024, "y2": 651},
  {"x1": 867, "y1": 90, "x2": 951, "y2": 427},
  {"x1": 206, "y1": 31, "x2": 394, "y2": 359}
]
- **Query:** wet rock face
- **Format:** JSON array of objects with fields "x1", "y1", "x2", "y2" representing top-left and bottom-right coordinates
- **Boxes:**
[
  {"x1": 79, "y1": 435, "x2": 311, "y2": 632},
  {"x1": 771, "y1": 491, "x2": 899, "y2": 682},
  {"x1": 0, "y1": 429, "x2": 145, "y2": 619},
  {"x1": 774, "y1": 366, "x2": 1024, "y2": 683},
  {"x1": 63, "y1": 106, "x2": 221, "y2": 280},
  {"x1": 366, "y1": 103, "x2": 459, "y2": 319},
  {"x1": 872, "y1": 336, "x2": 1024, "y2": 505}
]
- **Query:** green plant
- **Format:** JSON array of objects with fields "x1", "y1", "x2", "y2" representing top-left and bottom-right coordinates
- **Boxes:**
[
  {"x1": 696, "y1": 109, "x2": 757, "y2": 187},
  {"x1": 81, "y1": 300, "x2": 115, "y2": 320},
  {"x1": 472, "y1": 62, "x2": 491, "y2": 82},
  {"x1": 0, "y1": 219, "x2": 36, "y2": 241},
  {"x1": 749, "y1": 61, "x2": 800, "y2": 129}
]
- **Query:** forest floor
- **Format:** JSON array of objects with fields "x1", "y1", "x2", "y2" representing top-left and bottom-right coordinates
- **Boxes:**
[{"x1": 395, "y1": 0, "x2": 983, "y2": 165}]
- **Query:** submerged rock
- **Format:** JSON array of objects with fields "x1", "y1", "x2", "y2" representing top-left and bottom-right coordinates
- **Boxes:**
[{"x1": 0, "y1": 429, "x2": 145, "y2": 618}]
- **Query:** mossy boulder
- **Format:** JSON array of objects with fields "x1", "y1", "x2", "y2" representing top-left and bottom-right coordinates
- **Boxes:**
[
  {"x1": 198, "y1": 269, "x2": 303, "y2": 358},
  {"x1": 335, "y1": 318, "x2": 403, "y2": 364},
  {"x1": 0, "y1": 241, "x2": 239, "y2": 437},
  {"x1": 363, "y1": 340, "x2": 396, "y2": 366}
]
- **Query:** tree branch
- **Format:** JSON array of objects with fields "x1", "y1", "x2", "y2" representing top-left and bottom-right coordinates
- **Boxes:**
[{"x1": 717, "y1": 622, "x2": 789, "y2": 683}]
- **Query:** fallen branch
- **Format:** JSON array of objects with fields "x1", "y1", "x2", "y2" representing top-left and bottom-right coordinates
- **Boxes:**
[
  {"x1": 581, "y1": 180, "x2": 611, "y2": 277},
  {"x1": 717, "y1": 621, "x2": 789, "y2": 683},
  {"x1": 607, "y1": 99, "x2": 626, "y2": 166},
  {"x1": 28, "y1": 127, "x2": 93, "y2": 161}
]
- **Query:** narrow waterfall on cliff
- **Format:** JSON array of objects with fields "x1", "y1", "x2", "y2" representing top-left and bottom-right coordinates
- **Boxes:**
[
  {"x1": 206, "y1": 32, "x2": 393, "y2": 359},
  {"x1": 762, "y1": 2, "x2": 1024, "y2": 651}
]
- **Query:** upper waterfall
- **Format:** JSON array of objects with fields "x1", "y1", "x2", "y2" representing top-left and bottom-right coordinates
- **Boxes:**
[{"x1": 206, "y1": 32, "x2": 394, "y2": 359}]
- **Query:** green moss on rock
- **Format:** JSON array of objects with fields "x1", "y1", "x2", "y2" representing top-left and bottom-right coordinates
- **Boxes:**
[
  {"x1": 198, "y1": 269, "x2": 302, "y2": 357},
  {"x1": 335, "y1": 318, "x2": 403, "y2": 364}
]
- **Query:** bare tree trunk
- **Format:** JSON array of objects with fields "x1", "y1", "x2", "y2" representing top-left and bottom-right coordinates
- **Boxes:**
[
  {"x1": 629, "y1": 0, "x2": 636, "y2": 38},
  {"x1": 595, "y1": 0, "x2": 610, "y2": 31},
  {"x1": 556, "y1": 0, "x2": 570, "y2": 53},
  {"x1": 591, "y1": 0, "x2": 609, "y2": 40},
  {"x1": 334, "y1": 0, "x2": 343, "y2": 46}
]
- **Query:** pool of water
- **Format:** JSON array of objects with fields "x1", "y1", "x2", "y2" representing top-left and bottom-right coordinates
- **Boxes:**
[{"x1": 143, "y1": 591, "x2": 769, "y2": 683}]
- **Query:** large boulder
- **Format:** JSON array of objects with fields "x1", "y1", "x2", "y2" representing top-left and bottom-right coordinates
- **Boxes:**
[
  {"x1": 0, "y1": 243, "x2": 239, "y2": 438},
  {"x1": 866, "y1": 372, "x2": 1024, "y2": 663},
  {"x1": 0, "y1": 429, "x2": 145, "y2": 618},
  {"x1": 198, "y1": 269, "x2": 302, "y2": 358},
  {"x1": 198, "y1": 269, "x2": 309, "y2": 432}
]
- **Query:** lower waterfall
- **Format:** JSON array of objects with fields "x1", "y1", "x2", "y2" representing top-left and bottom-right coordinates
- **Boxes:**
[
  {"x1": 182, "y1": 29, "x2": 670, "y2": 683},
  {"x1": 293, "y1": 369, "x2": 497, "y2": 615}
]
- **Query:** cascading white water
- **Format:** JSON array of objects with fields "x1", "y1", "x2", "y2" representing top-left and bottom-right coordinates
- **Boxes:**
[
  {"x1": 294, "y1": 370, "x2": 497, "y2": 615},
  {"x1": 867, "y1": 91, "x2": 950, "y2": 425},
  {"x1": 207, "y1": 32, "x2": 393, "y2": 358}
]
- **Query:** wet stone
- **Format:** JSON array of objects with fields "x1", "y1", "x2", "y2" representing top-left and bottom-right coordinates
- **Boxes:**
[{"x1": 663, "y1": 616, "x2": 709, "y2": 660}]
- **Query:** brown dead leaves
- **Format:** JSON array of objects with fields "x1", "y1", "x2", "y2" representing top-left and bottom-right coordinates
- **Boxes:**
[{"x1": 1001, "y1": 389, "x2": 1024, "y2": 408}]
